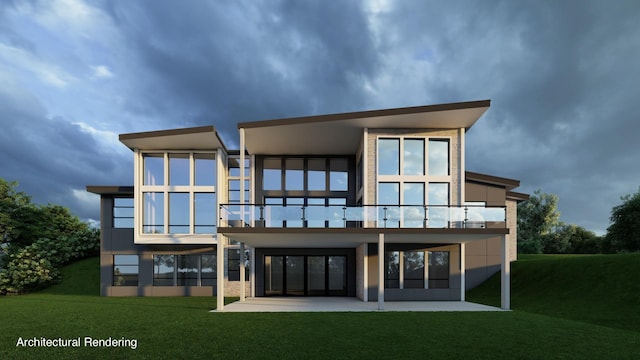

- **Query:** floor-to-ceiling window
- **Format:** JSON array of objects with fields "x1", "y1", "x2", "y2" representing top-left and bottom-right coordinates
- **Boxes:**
[{"x1": 376, "y1": 137, "x2": 451, "y2": 228}]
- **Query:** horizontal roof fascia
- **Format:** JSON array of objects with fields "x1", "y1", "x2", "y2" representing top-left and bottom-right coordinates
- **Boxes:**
[
  {"x1": 119, "y1": 125, "x2": 227, "y2": 152},
  {"x1": 86, "y1": 186, "x2": 134, "y2": 195}
]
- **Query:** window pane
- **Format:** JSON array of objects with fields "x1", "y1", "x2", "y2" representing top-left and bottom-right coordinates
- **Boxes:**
[
  {"x1": 429, "y1": 251, "x2": 449, "y2": 288},
  {"x1": 378, "y1": 183, "x2": 399, "y2": 228},
  {"x1": 195, "y1": 153, "x2": 216, "y2": 186},
  {"x1": 404, "y1": 251, "x2": 425, "y2": 288},
  {"x1": 178, "y1": 255, "x2": 198, "y2": 286},
  {"x1": 143, "y1": 192, "x2": 164, "y2": 233},
  {"x1": 114, "y1": 198, "x2": 134, "y2": 207},
  {"x1": 330, "y1": 158, "x2": 348, "y2": 191},
  {"x1": 263, "y1": 158, "x2": 281, "y2": 190},
  {"x1": 153, "y1": 255, "x2": 175, "y2": 286},
  {"x1": 143, "y1": 154, "x2": 164, "y2": 185},
  {"x1": 429, "y1": 140, "x2": 449, "y2": 176},
  {"x1": 113, "y1": 198, "x2": 134, "y2": 229},
  {"x1": 328, "y1": 198, "x2": 346, "y2": 228},
  {"x1": 169, "y1": 153, "x2": 189, "y2": 186},
  {"x1": 428, "y1": 183, "x2": 449, "y2": 228},
  {"x1": 308, "y1": 159, "x2": 326, "y2": 191},
  {"x1": 378, "y1": 139, "x2": 399, "y2": 175},
  {"x1": 429, "y1": 183, "x2": 449, "y2": 205},
  {"x1": 307, "y1": 198, "x2": 326, "y2": 228},
  {"x1": 113, "y1": 255, "x2": 138, "y2": 286},
  {"x1": 285, "y1": 197, "x2": 304, "y2": 228},
  {"x1": 195, "y1": 193, "x2": 216, "y2": 233},
  {"x1": 385, "y1": 251, "x2": 399, "y2": 288},
  {"x1": 404, "y1": 139, "x2": 424, "y2": 175},
  {"x1": 285, "y1": 158, "x2": 304, "y2": 190},
  {"x1": 169, "y1": 193, "x2": 189, "y2": 233},
  {"x1": 201, "y1": 254, "x2": 216, "y2": 285},
  {"x1": 404, "y1": 183, "x2": 425, "y2": 228},
  {"x1": 229, "y1": 157, "x2": 241, "y2": 177}
]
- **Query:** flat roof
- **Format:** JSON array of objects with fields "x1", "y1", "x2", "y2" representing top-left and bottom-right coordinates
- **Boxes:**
[
  {"x1": 119, "y1": 125, "x2": 227, "y2": 151},
  {"x1": 465, "y1": 171, "x2": 520, "y2": 191},
  {"x1": 86, "y1": 186, "x2": 134, "y2": 195},
  {"x1": 239, "y1": 100, "x2": 490, "y2": 155}
]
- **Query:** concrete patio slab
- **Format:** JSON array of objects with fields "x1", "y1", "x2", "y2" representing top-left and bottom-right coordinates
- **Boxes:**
[{"x1": 214, "y1": 297, "x2": 504, "y2": 312}]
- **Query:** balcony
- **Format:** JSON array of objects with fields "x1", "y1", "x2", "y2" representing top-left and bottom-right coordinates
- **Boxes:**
[{"x1": 219, "y1": 204, "x2": 506, "y2": 229}]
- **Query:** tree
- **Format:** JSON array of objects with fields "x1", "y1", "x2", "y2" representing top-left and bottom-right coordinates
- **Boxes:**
[
  {"x1": 517, "y1": 190, "x2": 560, "y2": 254},
  {"x1": 605, "y1": 188, "x2": 640, "y2": 252},
  {"x1": 0, "y1": 179, "x2": 32, "y2": 250}
]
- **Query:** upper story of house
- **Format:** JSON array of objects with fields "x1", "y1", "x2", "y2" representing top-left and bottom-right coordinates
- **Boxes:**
[{"x1": 88, "y1": 99, "x2": 528, "y2": 245}]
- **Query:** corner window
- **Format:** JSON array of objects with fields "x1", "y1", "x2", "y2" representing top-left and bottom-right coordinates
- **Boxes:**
[
  {"x1": 113, "y1": 198, "x2": 134, "y2": 228},
  {"x1": 140, "y1": 152, "x2": 216, "y2": 235},
  {"x1": 113, "y1": 255, "x2": 138, "y2": 286}
]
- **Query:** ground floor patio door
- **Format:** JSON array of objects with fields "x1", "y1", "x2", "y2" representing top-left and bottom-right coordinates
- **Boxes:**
[{"x1": 264, "y1": 255, "x2": 347, "y2": 296}]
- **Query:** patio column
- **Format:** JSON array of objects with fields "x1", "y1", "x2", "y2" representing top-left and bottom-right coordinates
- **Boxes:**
[
  {"x1": 363, "y1": 243, "x2": 368, "y2": 302},
  {"x1": 378, "y1": 233, "x2": 384, "y2": 310},
  {"x1": 217, "y1": 237, "x2": 224, "y2": 312},
  {"x1": 250, "y1": 245, "x2": 256, "y2": 298},
  {"x1": 460, "y1": 242, "x2": 466, "y2": 302},
  {"x1": 240, "y1": 242, "x2": 245, "y2": 302},
  {"x1": 501, "y1": 235, "x2": 510, "y2": 310}
]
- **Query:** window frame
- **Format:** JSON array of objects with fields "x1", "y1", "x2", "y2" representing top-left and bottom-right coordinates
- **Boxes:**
[
  {"x1": 136, "y1": 150, "x2": 218, "y2": 242},
  {"x1": 376, "y1": 136, "x2": 452, "y2": 228}
]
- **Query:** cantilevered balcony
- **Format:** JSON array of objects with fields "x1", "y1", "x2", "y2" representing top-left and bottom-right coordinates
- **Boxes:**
[{"x1": 219, "y1": 204, "x2": 506, "y2": 229}]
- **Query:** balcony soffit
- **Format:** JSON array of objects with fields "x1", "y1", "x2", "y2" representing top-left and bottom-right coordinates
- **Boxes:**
[{"x1": 240, "y1": 100, "x2": 490, "y2": 155}]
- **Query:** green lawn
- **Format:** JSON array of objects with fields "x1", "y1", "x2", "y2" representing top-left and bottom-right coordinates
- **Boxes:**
[
  {"x1": 1, "y1": 255, "x2": 639, "y2": 359},
  {"x1": 466, "y1": 253, "x2": 640, "y2": 332}
]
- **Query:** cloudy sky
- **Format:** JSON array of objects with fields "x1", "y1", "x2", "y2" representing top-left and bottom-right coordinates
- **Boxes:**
[{"x1": 0, "y1": 0, "x2": 638, "y2": 234}]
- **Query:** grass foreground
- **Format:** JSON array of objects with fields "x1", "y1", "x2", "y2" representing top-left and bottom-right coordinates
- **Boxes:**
[{"x1": 1, "y1": 255, "x2": 639, "y2": 359}]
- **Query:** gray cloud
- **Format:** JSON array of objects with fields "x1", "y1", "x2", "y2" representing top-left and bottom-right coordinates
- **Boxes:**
[{"x1": 0, "y1": 0, "x2": 638, "y2": 234}]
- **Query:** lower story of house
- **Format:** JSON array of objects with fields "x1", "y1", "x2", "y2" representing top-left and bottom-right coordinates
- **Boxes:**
[{"x1": 102, "y1": 236, "x2": 506, "y2": 303}]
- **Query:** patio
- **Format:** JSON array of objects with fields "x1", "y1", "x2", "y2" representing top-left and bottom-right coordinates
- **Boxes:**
[{"x1": 215, "y1": 297, "x2": 504, "y2": 312}]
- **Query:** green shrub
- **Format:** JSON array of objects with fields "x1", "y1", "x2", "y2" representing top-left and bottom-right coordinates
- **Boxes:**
[
  {"x1": 0, "y1": 243, "x2": 61, "y2": 294},
  {"x1": 0, "y1": 229, "x2": 99, "y2": 294}
]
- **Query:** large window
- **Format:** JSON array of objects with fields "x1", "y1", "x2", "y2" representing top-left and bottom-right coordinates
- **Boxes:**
[
  {"x1": 140, "y1": 152, "x2": 217, "y2": 236},
  {"x1": 113, "y1": 198, "x2": 134, "y2": 228},
  {"x1": 153, "y1": 254, "x2": 217, "y2": 286},
  {"x1": 377, "y1": 137, "x2": 450, "y2": 228},
  {"x1": 113, "y1": 255, "x2": 138, "y2": 286},
  {"x1": 383, "y1": 250, "x2": 450, "y2": 289}
]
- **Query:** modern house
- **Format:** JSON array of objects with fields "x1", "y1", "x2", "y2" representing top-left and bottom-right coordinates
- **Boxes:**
[{"x1": 87, "y1": 99, "x2": 528, "y2": 311}]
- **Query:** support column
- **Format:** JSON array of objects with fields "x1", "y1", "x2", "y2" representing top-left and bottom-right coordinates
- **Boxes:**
[
  {"x1": 460, "y1": 242, "x2": 466, "y2": 302},
  {"x1": 501, "y1": 235, "x2": 511, "y2": 310},
  {"x1": 217, "y1": 237, "x2": 224, "y2": 312},
  {"x1": 240, "y1": 242, "x2": 245, "y2": 302},
  {"x1": 250, "y1": 246, "x2": 256, "y2": 298},
  {"x1": 378, "y1": 233, "x2": 384, "y2": 310},
  {"x1": 363, "y1": 243, "x2": 368, "y2": 302}
]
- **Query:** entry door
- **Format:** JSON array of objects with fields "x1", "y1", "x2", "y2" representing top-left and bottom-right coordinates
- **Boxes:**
[{"x1": 264, "y1": 255, "x2": 346, "y2": 296}]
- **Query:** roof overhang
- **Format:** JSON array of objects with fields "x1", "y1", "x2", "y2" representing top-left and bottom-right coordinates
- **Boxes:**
[
  {"x1": 219, "y1": 227, "x2": 508, "y2": 248},
  {"x1": 119, "y1": 126, "x2": 226, "y2": 151},
  {"x1": 239, "y1": 100, "x2": 490, "y2": 155},
  {"x1": 466, "y1": 171, "x2": 520, "y2": 191},
  {"x1": 86, "y1": 186, "x2": 134, "y2": 196}
]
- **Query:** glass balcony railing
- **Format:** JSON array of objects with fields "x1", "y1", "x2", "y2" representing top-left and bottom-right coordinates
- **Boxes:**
[{"x1": 219, "y1": 204, "x2": 506, "y2": 229}]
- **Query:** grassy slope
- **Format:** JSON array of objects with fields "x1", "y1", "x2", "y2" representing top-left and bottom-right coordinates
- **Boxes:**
[
  {"x1": 467, "y1": 253, "x2": 640, "y2": 332},
  {"x1": 1, "y1": 255, "x2": 639, "y2": 359}
]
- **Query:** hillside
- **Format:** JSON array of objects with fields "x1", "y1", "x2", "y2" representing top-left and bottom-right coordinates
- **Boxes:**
[{"x1": 467, "y1": 254, "x2": 640, "y2": 332}]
